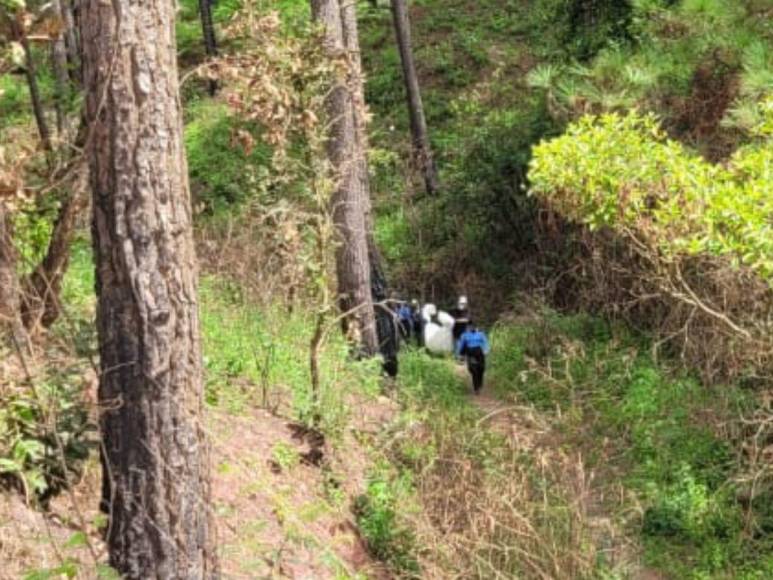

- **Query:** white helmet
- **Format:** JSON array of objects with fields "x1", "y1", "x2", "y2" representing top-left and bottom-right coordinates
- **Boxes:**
[{"x1": 458, "y1": 295, "x2": 468, "y2": 309}]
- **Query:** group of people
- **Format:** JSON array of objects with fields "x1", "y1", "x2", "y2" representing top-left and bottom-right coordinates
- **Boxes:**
[{"x1": 393, "y1": 295, "x2": 491, "y2": 394}]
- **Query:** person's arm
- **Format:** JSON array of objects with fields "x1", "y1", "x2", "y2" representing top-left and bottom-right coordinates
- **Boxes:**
[{"x1": 482, "y1": 334, "x2": 491, "y2": 355}]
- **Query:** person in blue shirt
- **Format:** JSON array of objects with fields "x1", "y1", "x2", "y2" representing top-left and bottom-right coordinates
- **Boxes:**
[
  {"x1": 397, "y1": 301, "x2": 414, "y2": 341},
  {"x1": 455, "y1": 323, "x2": 491, "y2": 394}
]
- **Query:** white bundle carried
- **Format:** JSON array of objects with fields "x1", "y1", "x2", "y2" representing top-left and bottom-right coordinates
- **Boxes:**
[{"x1": 422, "y1": 304, "x2": 455, "y2": 355}]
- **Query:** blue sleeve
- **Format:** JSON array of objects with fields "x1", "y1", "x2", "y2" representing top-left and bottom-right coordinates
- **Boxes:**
[{"x1": 482, "y1": 334, "x2": 491, "y2": 355}]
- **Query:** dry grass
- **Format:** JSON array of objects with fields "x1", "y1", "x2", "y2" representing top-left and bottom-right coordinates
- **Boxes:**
[
  {"x1": 539, "y1": 223, "x2": 773, "y2": 387},
  {"x1": 382, "y1": 382, "x2": 601, "y2": 580}
]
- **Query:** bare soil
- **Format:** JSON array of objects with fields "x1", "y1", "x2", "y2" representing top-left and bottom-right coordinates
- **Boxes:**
[{"x1": 0, "y1": 391, "x2": 396, "y2": 579}]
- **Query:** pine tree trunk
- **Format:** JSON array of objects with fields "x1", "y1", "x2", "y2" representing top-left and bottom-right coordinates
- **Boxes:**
[
  {"x1": 0, "y1": 206, "x2": 30, "y2": 351},
  {"x1": 311, "y1": 0, "x2": 378, "y2": 356},
  {"x1": 339, "y1": 1, "x2": 399, "y2": 368},
  {"x1": 198, "y1": 0, "x2": 218, "y2": 95},
  {"x1": 79, "y1": 1, "x2": 216, "y2": 577},
  {"x1": 17, "y1": 24, "x2": 52, "y2": 151},
  {"x1": 390, "y1": 0, "x2": 439, "y2": 195}
]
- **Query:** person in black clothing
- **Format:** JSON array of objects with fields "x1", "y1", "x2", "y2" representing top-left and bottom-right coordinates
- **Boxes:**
[
  {"x1": 410, "y1": 299, "x2": 424, "y2": 347},
  {"x1": 449, "y1": 295, "x2": 470, "y2": 353}
]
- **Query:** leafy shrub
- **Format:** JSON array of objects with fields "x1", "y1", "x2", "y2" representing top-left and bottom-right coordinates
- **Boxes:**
[
  {"x1": 354, "y1": 463, "x2": 419, "y2": 574},
  {"x1": 184, "y1": 101, "x2": 271, "y2": 213},
  {"x1": 529, "y1": 0, "x2": 634, "y2": 61},
  {"x1": 530, "y1": 105, "x2": 773, "y2": 281},
  {"x1": 488, "y1": 312, "x2": 768, "y2": 577},
  {"x1": 0, "y1": 371, "x2": 94, "y2": 503},
  {"x1": 0, "y1": 75, "x2": 30, "y2": 129}
]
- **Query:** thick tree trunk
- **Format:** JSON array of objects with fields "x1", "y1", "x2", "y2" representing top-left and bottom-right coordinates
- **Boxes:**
[
  {"x1": 198, "y1": 0, "x2": 218, "y2": 95},
  {"x1": 390, "y1": 0, "x2": 439, "y2": 195},
  {"x1": 0, "y1": 206, "x2": 30, "y2": 351},
  {"x1": 339, "y1": 2, "x2": 399, "y2": 369},
  {"x1": 21, "y1": 172, "x2": 86, "y2": 330},
  {"x1": 311, "y1": 0, "x2": 378, "y2": 356},
  {"x1": 80, "y1": 1, "x2": 216, "y2": 577}
]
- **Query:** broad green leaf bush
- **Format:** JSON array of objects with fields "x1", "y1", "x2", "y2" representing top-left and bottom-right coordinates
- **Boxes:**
[
  {"x1": 0, "y1": 367, "x2": 95, "y2": 503},
  {"x1": 529, "y1": 101, "x2": 773, "y2": 282}
]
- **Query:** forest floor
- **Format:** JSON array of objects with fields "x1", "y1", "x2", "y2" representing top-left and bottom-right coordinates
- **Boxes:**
[
  {"x1": 462, "y1": 363, "x2": 662, "y2": 580},
  {"x1": 0, "y1": 366, "x2": 396, "y2": 579},
  {"x1": 1, "y1": 300, "x2": 755, "y2": 579}
]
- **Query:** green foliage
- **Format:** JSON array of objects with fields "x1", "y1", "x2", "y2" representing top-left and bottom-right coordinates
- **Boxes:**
[
  {"x1": 9, "y1": 190, "x2": 79, "y2": 276},
  {"x1": 0, "y1": 74, "x2": 30, "y2": 129},
  {"x1": 24, "y1": 560, "x2": 119, "y2": 580},
  {"x1": 184, "y1": 100, "x2": 272, "y2": 213},
  {"x1": 0, "y1": 367, "x2": 95, "y2": 503},
  {"x1": 270, "y1": 441, "x2": 301, "y2": 472},
  {"x1": 489, "y1": 311, "x2": 768, "y2": 578},
  {"x1": 529, "y1": 0, "x2": 773, "y2": 142},
  {"x1": 199, "y1": 276, "x2": 381, "y2": 436},
  {"x1": 529, "y1": 0, "x2": 634, "y2": 61},
  {"x1": 396, "y1": 349, "x2": 471, "y2": 411},
  {"x1": 354, "y1": 462, "x2": 419, "y2": 574},
  {"x1": 529, "y1": 104, "x2": 773, "y2": 281},
  {"x1": 176, "y1": 0, "x2": 245, "y2": 62},
  {"x1": 358, "y1": 0, "x2": 576, "y2": 300}
]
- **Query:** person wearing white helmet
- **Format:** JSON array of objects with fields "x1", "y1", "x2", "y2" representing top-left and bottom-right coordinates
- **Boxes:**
[{"x1": 450, "y1": 295, "x2": 470, "y2": 355}]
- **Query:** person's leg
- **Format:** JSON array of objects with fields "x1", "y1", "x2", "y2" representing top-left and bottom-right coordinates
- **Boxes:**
[
  {"x1": 469, "y1": 354, "x2": 485, "y2": 392},
  {"x1": 473, "y1": 365, "x2": 484, "y2": 392}
]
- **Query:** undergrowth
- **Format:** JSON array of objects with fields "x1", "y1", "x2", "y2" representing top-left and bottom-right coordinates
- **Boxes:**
[
  {"x1": 489, "y1": 309, "x2": 770, "y2": 579},
  {"x1": 360, "y1": 349, "x2": 597, "y2": 579},
  {"x1": 199, "y1": 275, "x2": 381, "y2": 438}
]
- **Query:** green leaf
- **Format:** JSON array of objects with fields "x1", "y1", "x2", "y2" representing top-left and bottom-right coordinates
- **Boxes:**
[
  {"x1": 0, "y1": 458, "x2": 22, "y2": 473},
  {"x1": 64, "y1": 531, "x2": 88, "y2": 549},
  {"x1": 96, "y1": 564, "x2": 122, "y2": 579}
]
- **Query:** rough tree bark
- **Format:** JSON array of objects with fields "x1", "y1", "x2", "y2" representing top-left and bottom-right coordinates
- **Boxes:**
[
  {"x1": 311, "y1": 0, "x2": 378, "y2": 355},
  {"x1": 339, "y1": 0, "x2": 399, "y2": 370},
  {"x1": 80, "y1": 1, "x2": 216, "y2": 577},
  {"x1": 198, "y1": 0, "x2": 218, "y2": 95},
  {"x1": 0, "y1": 205, "x2": 30, "y2": 351},
  {"x1": 390, "y1": 0, "x2": 439, "y2": 195}
]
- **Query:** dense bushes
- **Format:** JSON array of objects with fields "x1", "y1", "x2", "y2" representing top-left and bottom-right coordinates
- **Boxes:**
[
  {"x1": 530, "y1": 106, "x2": 773, "y2": 281},
  {"x1": 529, "y1": 105, "x2": 773, "y2": 382},
  {"x1": 185, "y1": 101, "x2": 272, "y2": 213},
  {"x1": 489, "y1": 311, "x2": 770, "y2": 578}
]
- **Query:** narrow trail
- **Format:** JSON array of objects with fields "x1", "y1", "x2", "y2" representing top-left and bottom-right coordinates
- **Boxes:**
[
  {"x1": 453, "y1": 361, "x2": 663, "y2": 580},
  {"x1": 453, "y1": 362, "x2": 551, "y2": 450}
]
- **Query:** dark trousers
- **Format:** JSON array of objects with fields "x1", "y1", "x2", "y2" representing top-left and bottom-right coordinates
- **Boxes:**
[
  {"x1": 413, "y1": 319, "x2": 424, "y2": 346},
  {"x1": 467, "y1": 349, "x2": 486, "y2": 392},
  {"x1": 399, "y1": 319, "x2": 411, "y2": 341}
]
